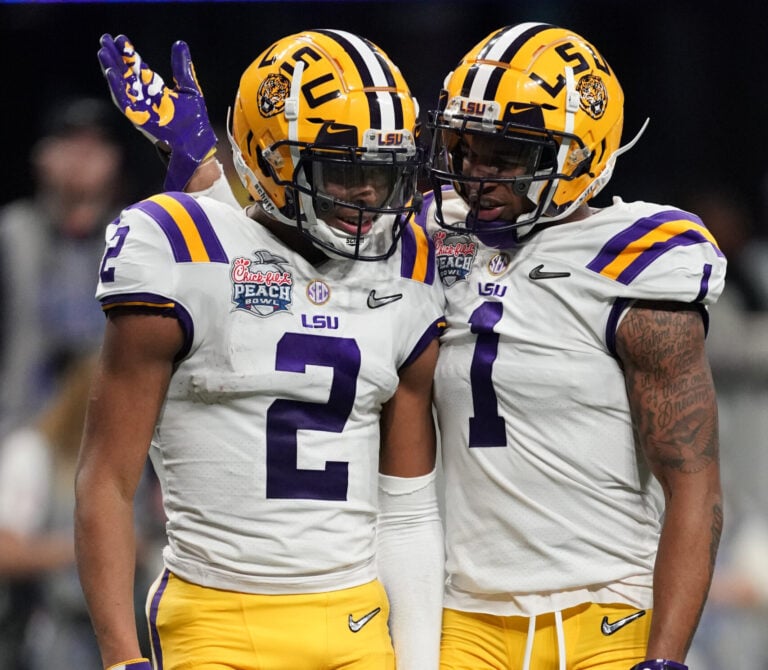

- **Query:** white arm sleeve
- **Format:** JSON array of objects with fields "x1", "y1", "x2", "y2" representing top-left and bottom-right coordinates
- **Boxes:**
[{"x1": 376, "y1": 469, "x2": 444, "y2": 670}]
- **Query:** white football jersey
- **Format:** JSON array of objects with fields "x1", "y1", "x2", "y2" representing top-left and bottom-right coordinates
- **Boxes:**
[
  {"x1": 96, "y1": 192, "x2": 445, "y2": 594},
  {"x1": 420, "y1": 188, "x2": 726, "y2": 616}
]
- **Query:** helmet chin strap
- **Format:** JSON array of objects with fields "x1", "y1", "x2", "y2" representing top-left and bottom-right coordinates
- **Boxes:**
[
  {"x1": 588, "y1": 117, "x2": 650, "y2": 201},
  {"x1": 227, "y1": 106, "x2": 286, "y2": 222},
  {"x1": 518, "y1": 116, "x2": 650, "y2": 231}
]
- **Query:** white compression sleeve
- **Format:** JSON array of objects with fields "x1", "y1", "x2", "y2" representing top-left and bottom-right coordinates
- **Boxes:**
[{"x1": 376, "y1": 469, "x2": 444, "y2": 670}]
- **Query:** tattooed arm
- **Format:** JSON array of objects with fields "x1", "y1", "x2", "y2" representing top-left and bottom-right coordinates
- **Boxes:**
[{"x1": 616, "y1": 300, "x2": 723, "y2": 663}]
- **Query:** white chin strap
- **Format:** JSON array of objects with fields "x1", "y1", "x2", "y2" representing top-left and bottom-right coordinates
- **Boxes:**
[
  {"x1": 521, "y1": 116, "x2": 650, "y2": 232},
  {"x1": 309, "y1": 217, "x2": 373, "y2": 257},
  {"x1": 589, "y1": 116, "x2": 650, "y2": 200}
]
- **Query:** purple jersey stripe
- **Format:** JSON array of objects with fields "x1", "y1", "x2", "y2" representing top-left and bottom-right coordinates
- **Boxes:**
[
  {"x1": 400, "y1": 221, "x2": 435, "y2": 284},
  {"x1": 586, "y1": 210, "x2": 723, "y2": 285},
  {"x1": 695, "y1": 262, "x2": 713, "y2": 302},
  {"x1": 173, "y1": 193, "x2": 228, "y2": 262},
  {"x1": 131, "y1": 198, "x2": 191, "y2": 262},
  {"x1": 100, "y1": 292, "x2": 195, "y2": 361},
  {"x1": 132, "y1": 193, "x2": 228, "y2": 264},
  {"x1": 148, "y1": 569, "x2": 170, "y2": 669},
  {"x1": 614, "y1": 228, "x2": 717, "y2": 286},
  {"x1": 401, "y1": 316, "x2": 446, "y2": 369}
]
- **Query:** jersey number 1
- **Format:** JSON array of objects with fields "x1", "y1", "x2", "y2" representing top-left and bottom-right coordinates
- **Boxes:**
[{"x1": 469, "y1": 301, "x2": 507, "y2": 447}]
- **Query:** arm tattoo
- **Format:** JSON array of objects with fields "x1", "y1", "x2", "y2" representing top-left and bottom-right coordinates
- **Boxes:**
[{"x1": 617, "y1": 303, "x2": 719, "y2": 475}]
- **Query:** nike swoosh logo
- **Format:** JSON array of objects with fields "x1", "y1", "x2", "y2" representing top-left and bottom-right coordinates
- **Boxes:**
[
  {"x1": 367, "y1": 290, "x2": 403, "y2": 309},
  {"x1": 528, "y1": 264, "x2": 571, "y2": 280},
  {"x1": 348, "y1": 607, "x2": 381, "y2": 632},
  {"x1": 600, "y1": 610, "x2": 646, "y2": 635}
]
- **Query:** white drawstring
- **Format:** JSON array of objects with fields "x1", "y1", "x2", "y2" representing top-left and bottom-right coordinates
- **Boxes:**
[
  {"x1": 555, "y1": 610, "x2": 566, "y2": 670},
  {"x1": 521, "y1": 614, "x2": 536, "y2": 670},
  {"x1": 521, "y1": 610, "x2": 566, "y2": 670}
]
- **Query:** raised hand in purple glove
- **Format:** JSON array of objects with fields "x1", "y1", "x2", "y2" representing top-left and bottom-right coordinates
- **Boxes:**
[{"x1": 97, "y1": 33, "x2": 218, "y2": 192}]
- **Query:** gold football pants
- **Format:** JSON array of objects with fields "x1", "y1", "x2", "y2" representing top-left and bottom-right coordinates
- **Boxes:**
[
  {"x1": 441, "y1": 602, "x2": 652, "y2": 670},
  {"x1": 145, "y1": 570, "x2": 394, "y2": 669}
]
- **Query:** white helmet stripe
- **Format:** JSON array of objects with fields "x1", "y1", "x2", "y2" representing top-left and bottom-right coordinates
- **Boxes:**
[
  {"x1": 466, "y1": 22, "x2": 550, "y2": 101},
  {"x1": 321, "y1": 29, "x2": 399, "y2": 129}
]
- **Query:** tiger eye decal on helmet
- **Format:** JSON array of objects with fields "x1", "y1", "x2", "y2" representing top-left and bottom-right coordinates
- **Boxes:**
[
  {"x1": 258, "y1": 73, "x2": 291, "y2": 117},
  {"x1": 576, "y1": 74, "x2": 608, "y2": 119},
  {"x1": 229, "y1": 29, "x2": 422, "y2": 260},
  {"x1": 428, "y1": 22, "x2": 644, "y2": 243}
]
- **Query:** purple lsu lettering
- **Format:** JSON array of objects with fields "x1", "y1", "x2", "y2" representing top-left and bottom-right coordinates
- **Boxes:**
[
  {"x1": 301, "y1": 314, "x2": 340, "y2": 329},
  {"x1": 378, "y1": 132, "x2": 403, "y2": 146},
  {"x1": 459, "y1": 100, "x2": 487, "y2": 115}
]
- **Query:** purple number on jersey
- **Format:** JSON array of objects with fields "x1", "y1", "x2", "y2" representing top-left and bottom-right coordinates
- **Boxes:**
[
  {"x1": 266, "y1": 332, "x2": 361, "y2": 499},
  {"x1": 468, "y1": 301, "x2": 507, "y2": 447},
  {"x1": 99, "y1": 224, "x2": 130, "y2": 283}
]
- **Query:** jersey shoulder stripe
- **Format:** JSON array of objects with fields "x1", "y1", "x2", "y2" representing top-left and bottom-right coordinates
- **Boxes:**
[
  {"x1": 586, "y1": 209, "x2": 723, "y2": 285},
  {"x1": 100, "y1": 292, "x2": 195, "y2": 360},
  {"x1": 128, "y1": 192, "x2": 229, "y2": 264},
  {"x1": 101, "y1": 290, "x2": 175, "y2": 312},
  {"x1": 400, "y1": 218, "x2": 436, "y2": 284}
]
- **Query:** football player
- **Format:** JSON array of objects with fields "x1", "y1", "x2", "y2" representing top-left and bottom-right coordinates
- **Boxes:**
[
  {"x1": 75, "y1": 31, "x2": 444, "y2": 670},
  {"x1": 97, "y1": 23, "x2": 725, "y2": 670},
  {"x1": 423, "y1": 23, "x2": 724, "y2": 670}
]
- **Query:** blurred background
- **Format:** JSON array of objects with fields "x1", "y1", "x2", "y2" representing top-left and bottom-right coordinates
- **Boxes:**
[
  {"x1": 2, "y1": 0, "x2": 768, "y2": 213},
  {"x1": 1, "y1": 1, "x2": 768, "y2": 668}
]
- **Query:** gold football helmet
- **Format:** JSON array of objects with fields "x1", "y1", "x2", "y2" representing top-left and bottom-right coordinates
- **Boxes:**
[
  {"x1": 428, "y1": 22, "x2": 646, "y2": 240},
  {"x1": 229, "y1": 29, "x2": 422, "y2": 260}
]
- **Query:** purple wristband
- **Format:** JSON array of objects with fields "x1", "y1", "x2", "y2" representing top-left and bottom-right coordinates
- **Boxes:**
[
  {"x1": 107, "y1": 660, "x2": 152, "y2": 670},
  {"x1": 630, "y1": 660, "x2": 688, "y2": 670}
]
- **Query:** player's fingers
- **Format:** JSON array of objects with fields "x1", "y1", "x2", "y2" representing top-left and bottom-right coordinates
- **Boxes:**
[
  {"x1": 97, "y1": 34, "x2": 123, "y2": 75},
  {"x1": 171, "y1": 40, "x2": 200, "y2": 92},
  {"x1": 102, "y1": 67, "x2": 131, "y2": 110}
]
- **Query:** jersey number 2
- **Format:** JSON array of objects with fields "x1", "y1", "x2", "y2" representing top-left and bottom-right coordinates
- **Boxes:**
[{"x1": 266, "y1": 332, "x2": 361, "y2": 500}]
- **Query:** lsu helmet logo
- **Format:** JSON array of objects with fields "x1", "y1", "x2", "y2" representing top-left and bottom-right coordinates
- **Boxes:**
[
  {"x1": 258, "y1": 73, "x2": 291, "y2": 117},
  {"x1": 576, "y1": 74, "x2": 608, "y2": 120},
  {"x1": 231, "y1": 250, "x2": 294, "y2": 317}
]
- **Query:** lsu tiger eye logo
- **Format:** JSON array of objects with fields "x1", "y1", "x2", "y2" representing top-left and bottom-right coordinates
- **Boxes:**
[
  {"x1": 258, "y1": 73, "x2": 291, "y2": 117},
  {"x1": 576, "y1": 74, "x2": 608, "y2": 120}
]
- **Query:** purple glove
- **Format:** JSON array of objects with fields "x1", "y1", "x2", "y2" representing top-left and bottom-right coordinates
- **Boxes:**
[
  {"x1": 97, "y1": 33, "x2": 217, "y2": 191},
  {"x1": 630, "y1": 661, "x2": 688, "y2": 670}
]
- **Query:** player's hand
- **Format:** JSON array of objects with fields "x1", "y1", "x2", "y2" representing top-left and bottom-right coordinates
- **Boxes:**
[
  {"x1": 97, "y1": 33, "x2": 218, "y2": 192},
  {"x1": 106, "y1": 658, "x2": 152, "y2": 670},
  {"x1": 629, "y1": 661, "x2": 688, "y2": 670}
]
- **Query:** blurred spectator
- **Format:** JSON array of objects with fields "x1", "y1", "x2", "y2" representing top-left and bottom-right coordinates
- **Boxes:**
[
  {"x1": 0, "y1": 96, "x2": 164, "y2": 668},
  {"x1": 0, "y1": 353, "x2": 165, "y2": 668},
  {"x1": 0, "y1": 354, "x2": 97, "y2": 668},
  {"x1": 0, "y1": 96, "x2": 128, "y2": 437},
  {"x1": 684, "y1": 188, "x2": 768, "y2": 670}
]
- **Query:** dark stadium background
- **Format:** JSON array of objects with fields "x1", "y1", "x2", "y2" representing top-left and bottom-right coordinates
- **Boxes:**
[{"x1": 2, "y1": 0, "x2": 767, "y2": 233}]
